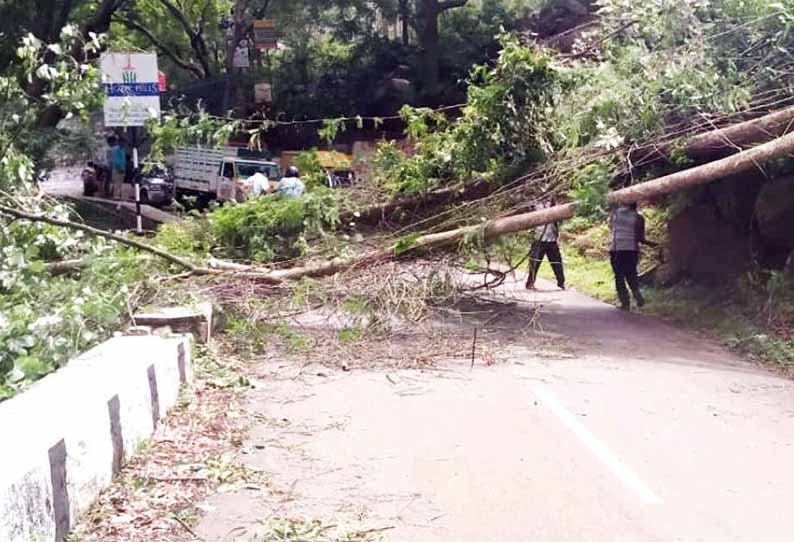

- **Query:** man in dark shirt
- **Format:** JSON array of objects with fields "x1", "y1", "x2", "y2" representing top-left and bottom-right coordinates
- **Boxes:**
[{"x1": 608, "y1": 203, "x2": 657, "y2": 310}]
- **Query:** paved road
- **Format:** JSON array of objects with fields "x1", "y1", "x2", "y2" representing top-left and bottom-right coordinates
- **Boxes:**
[
  {"x1": 198, "y1": 277, "x2": 794, "y2": 541},
  {"x1": 42, "y1": 167, "x2": 176, "y2": 227}
]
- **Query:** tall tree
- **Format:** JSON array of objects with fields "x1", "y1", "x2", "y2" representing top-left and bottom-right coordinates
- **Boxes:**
[
  {"x1": 115, "y1": 0, "x2": 226, "y2": 80},
  {"x1": 415, "y1": 0, "x2": 468, "y2": 100}
]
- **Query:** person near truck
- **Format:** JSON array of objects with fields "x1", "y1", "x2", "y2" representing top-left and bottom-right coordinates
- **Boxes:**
[
  {"x1": 526, "y1": 200, "x2": 565, "y2": 291},
  {"x1": 108, "y1": 136, "x2": 126, "y2": 200},
  {"x1": 249, "y1": 170, "x2": 271, "y2": 197},
  {"x1": 608, "y1": 202, "x2": 657, "y2": 311},
  {"x1": 276, "y1": 166, "x2": 305, "y2": 198}
]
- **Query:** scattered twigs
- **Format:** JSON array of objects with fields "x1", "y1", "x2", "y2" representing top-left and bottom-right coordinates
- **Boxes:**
[{"x1": 470, "y1": 327, "x2": 478, "y2": 369}]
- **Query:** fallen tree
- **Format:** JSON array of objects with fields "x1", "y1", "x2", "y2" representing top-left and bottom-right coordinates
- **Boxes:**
[
  {"x1": 267, "y1": 129, "x2": 794, "y2": 282},
  {"x1": 348, "y1": 103, "x2": 794, "y2": 227},
  {"x1": 6, "y1": 129, "x2": 794, "y2": 286},
  {"x1": 632, "y1": 104, "x2": 794, "y2": 164}
]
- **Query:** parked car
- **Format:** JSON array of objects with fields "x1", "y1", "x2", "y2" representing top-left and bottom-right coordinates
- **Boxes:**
[{"x1": 134, "y1": 163, "x2": 175, "y2": 206}]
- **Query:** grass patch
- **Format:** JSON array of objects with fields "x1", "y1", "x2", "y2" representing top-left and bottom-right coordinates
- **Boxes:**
[
  {"x1": 252, "y1": 518, "x2": 391, "y2": 541},
  {"x1": 643, "y1": 281, "x2": 794, "y2": 371}
]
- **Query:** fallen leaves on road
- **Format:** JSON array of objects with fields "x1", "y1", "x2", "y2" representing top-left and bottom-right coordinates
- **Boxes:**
[{"x1": 69, "y1": 346, "x2": 263, "y2": 542}]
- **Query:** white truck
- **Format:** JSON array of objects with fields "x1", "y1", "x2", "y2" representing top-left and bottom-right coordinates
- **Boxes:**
[{"x1": 172, "y1": 146, "x2": 281, "y2": 203}]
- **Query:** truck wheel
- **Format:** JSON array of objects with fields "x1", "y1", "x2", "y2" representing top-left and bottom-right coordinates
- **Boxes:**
[
  {"x1": 140, "y1": 190, "x2": 149, "y2": 204},
  {"x1": 197, "y1": 194, "x2": 213, "y2": 209}
]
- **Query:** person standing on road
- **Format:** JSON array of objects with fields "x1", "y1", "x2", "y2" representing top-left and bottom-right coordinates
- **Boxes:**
[
  {"x1": 608, "y1": 202, "x2": 657, "y2": 311},
  {"x1": 526, "y1": 200, "x2": 565, "y2": 291},
  {"x1": 109, "y1": 136, "x2": 126, "y2": 201},
  {"x1": 276, "y1": 166, "x2": 305, "y2": 198}
]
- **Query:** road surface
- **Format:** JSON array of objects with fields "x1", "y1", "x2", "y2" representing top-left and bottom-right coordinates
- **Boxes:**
[
  {"x1": 197, "y1": 276, "x2": 794, "y2": 541},
  {"x1": 42, "y1": 167, "x2": 176, "y2": 228}
]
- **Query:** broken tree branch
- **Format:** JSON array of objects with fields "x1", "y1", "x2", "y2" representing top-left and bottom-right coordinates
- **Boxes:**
[{"x1": 0, "y1": 204, "x2": 215, "y2": 276}]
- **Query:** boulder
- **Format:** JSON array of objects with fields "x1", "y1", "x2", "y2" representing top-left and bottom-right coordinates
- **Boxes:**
[
  {"x1": 665, "y1": 203, "x2": 753, "y2": 283},
  {"x1": 755, "y1": 174, "x2": 794, "y2": 248}
]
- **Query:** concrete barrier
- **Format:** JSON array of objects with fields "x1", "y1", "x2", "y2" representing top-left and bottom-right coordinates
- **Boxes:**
[{"x1": 0, "y1": 334, "x2": 193, "y2": 542}]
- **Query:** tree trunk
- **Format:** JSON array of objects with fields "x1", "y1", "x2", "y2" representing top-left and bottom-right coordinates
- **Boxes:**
[
  {"x1": 400, "y1": 0, "x2": 410, "y2": 46},
  {"x1": 611, "y1": 130, "x2": 794, "y2": 205},
  {"x1": 416, "y1": 0, "x2": 467, "y2": 101},
  {"x1": 222, "y1": 0, "x2": 247, "y2": 116},
  {"x1": 632, "y1": 104, "x2": 794, "y2": 165},
  {"x1": 684, "y1": 105, "x2": 794, "y2": 158},
  {"x1": 267, "y1": 130, "x2": 794, "y2": 283},
  {"x1": 417, "y1": 0, "x2": 440, "y2": 99}
]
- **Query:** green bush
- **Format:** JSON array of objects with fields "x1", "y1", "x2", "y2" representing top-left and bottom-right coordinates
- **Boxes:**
[
  {"x1": 0, "y1": 231, "x2": 152, "y2": 401},
  {"x1": 210, "y1": 189, "x2": 341, "y2": 263},
  {"x1": 156, "y1": 213, "x2": 215, "y2": 259}
]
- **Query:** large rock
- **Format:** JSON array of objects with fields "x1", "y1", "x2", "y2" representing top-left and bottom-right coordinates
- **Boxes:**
[
  {"x1": 755, "y1": 173, "x2": 794, "y2": 248},
  {"x1": 666, "y1": 203, "x2": 753, "y2": 283},
  {"x1": 708, "y1": 171, "x2": 764, "y2": 231}
]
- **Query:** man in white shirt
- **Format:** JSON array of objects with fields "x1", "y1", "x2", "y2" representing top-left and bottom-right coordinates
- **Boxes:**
[
  {"x1": 249, "y1": 171, "x2": 271, "y2": 197},
  {"x1": 276, "y1": 166, "x2": 305, "y2": 198},
  {"x1": 526, "y1": 199, "x2": 565, "y2": 290}
]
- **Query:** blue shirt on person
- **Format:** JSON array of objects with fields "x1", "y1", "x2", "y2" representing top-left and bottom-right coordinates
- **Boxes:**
[
  {"x1": 111, "y1": 145, "x2": 126, "y2": 173},
  {"x1": 276, "y1": 176, "x2": 305, "y2": 198}
]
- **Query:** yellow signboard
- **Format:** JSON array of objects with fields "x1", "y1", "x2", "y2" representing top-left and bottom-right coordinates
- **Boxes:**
[{"x1": 253, "y1": 20, "x2": 277, "y2": 50}]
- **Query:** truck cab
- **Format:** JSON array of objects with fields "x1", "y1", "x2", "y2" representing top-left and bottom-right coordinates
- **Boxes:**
[{"x1": 218, "y1": 158, "x2": 281, "y2": 201}]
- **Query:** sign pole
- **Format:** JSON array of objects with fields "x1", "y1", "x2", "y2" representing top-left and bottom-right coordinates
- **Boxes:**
[{"x1": 131, "y1": 127, "x2": 142, "y2": 235}]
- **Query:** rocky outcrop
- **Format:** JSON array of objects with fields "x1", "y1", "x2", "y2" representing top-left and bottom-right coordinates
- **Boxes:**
[
  {"x1": 756, "y1": 174, "x2": 794, "y2": 248},
  {"x1": 658, "y1": 169, "x2": 794, "y2": 285},
  {"x1": 664, "y1": 203, "x2": 753, "y2": 285}
]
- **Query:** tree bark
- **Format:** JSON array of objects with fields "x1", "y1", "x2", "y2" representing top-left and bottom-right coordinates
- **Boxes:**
[
  {"x1": 399, "y1": 0, "x2": 410, "y2": 46},
  {"x1": 416, "y1": 0, "x2": 467, "y2": 101},
  {"x1": 632, "y1": 104, "x2": 794, "y2": 165}
]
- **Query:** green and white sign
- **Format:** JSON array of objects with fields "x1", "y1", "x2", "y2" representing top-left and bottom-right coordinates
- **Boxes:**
[{"x1": 101, "y1": 53, "x2": 161, "y2": 127}]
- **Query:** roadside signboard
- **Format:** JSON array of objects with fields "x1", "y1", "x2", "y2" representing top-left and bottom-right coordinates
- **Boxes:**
[
  {"x1": 253, "y1": 20, "x2": 277, "y2": 50},
  {"x1": 233, "y1": 40, "x2": 250, "y2": 68},
  {"x1": 101, "y1": 53, "x2": 161, "y2": 127}
]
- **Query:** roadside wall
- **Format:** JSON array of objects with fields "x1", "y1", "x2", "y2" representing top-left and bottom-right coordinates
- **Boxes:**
[{"x1": 0, "y1": 335, "x2": 193, "y2": 542}]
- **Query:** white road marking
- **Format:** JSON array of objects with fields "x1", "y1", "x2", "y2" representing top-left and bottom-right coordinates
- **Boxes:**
[{"x1": 533, "y1": 386, "x2": 663, "y2": 505}]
